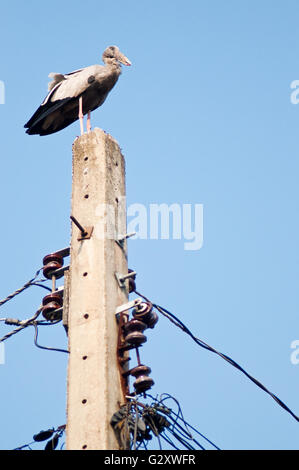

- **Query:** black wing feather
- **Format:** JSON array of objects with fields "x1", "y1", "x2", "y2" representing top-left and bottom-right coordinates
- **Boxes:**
[
  {"x1": 25, "y1": 97, "x2": 80, "y2": 135},
  {"x1": 24, "y1": 98, "x2": 72, "y2": 130}
]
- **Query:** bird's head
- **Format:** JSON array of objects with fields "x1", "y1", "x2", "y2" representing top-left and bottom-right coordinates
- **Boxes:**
[{"x1": 102, "y1": 46, "x2": 131, "y2": 66}]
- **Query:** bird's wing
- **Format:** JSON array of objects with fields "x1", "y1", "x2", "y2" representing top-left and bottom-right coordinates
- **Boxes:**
[
  {"x1": 24, "y1": 66, "x2": 101, "y2": 130},
  {"x1": 24, "y1": 96, "x2": 73, "y2": 130},
  {"x1": 47, "y1": 65, "x2": 107, "y2": 102},
  {"x1": 44, "y1": 67, "x2": 92, "y2": 103}
]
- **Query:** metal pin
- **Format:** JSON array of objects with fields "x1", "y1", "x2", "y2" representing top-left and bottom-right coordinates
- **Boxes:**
[
  {"x1": 70, "y1": 215, "x2": 87, "y2": 237},
  {"x1": 135, "y1": 347, "x2": 141, "y2": 366},
  {"x1": 70, "y1": 216, "x2": 93, "y2": 241},
  {"x1": 115, "y1": 232, "x2": 137, "y2": 250},
  {"x1": 52, "y1": 275, "x2": 56, "y2": 293},
  {"x1": 115, "y1": 271, "x2": 137, "y2": 288},
  {"x1": 119, "y1": 271, "x2": 137, "y2": 282},
  {"x1": 120, "y1": 232, "x2": 136, "y2": 242}
]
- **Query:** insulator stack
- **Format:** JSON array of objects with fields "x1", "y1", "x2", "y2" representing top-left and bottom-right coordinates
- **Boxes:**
[
  {"x1": 43, "y1": 253, "x2": 64, "y2": 279},
  {"x1": 123, "y1": 319, "x2": 147, "y2": 346},
  {"x1": 133, "y1": 302, "x2": 159, "y2": 329},
  {"x1": 116, "y1": 278, "x2": 159, "y2": 397},
  {"x1": 42, "y1": 292, "x2": 63, "y2": 321},
  {"x1": 130, "y1": 364, "x2": 154, "y2": 394}
]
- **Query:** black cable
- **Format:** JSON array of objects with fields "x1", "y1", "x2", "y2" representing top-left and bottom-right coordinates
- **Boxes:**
[
  {"x1": 30, "y1": 282, "x2": 52, "y2": 292},
  {"x1": 33, "y1": 323, "x2": 69, "y2": 354},
  {"x1": 13, "y1": 442, "x2": 34, "y2": 450},
  {"x1": 168, "y1": 427, "x2": 204, "y2": 450},
  {"x1": 145, "y1": 413, "x2": 163, "y2": 450},
  {"x1": 0, "y1": 268, "x2": 45, "y2": 308},
  {"x1": 134, "y1": 290, "x2": 299, "y2": 424},
  {"x1": 0, "y1": 308, "x2": 43, "y2": 343},
  {"x1": 169, "y1": 409, "x2": 220, "y2": 449},
  {"x1": 158, "y1": 393, "x2": 182, "y2": 432},
  {"x1": 36, "y1": 318, "x2": 63, "y2": 326},
  {"x1": 157, "y1": 304, "x2": 299, "y2": 423},
  {"x1": 159, "y1": 431, "x2": 181, "y2": 450},
  {"x1": 147, "y1": 393, "x2": 220, "y2": 450},
  {"x1": 166, "y1": 414, "x2": 207, "y2": 449},
  {"x1": 133, "y1": 401, "x2": 139, "y2": 450}
]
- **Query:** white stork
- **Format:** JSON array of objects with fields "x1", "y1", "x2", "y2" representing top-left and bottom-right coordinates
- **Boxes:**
[{"x1": 24, "y1": 45, "x2": 131, "y2": 136}]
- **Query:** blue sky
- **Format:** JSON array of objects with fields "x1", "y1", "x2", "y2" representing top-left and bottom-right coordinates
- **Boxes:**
[{"x1": 0, "y1": 0, "x2": 299, "y2": 450}]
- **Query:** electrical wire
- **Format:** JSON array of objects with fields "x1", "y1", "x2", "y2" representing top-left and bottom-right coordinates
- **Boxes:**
[
  {"x1": 14, "y1": 442, "x2": 35, "y2": 450},
  {"x1": 134, "y1": 290, "x2": 299, "y2": 424},
  {"x1": 30, "y1": 282, "x2": 52, "y2": 292},
  {"x1": 166, "y1": 415, "x2": 205, "y2": 449},
  {"x1": 169, "y1": 407, "x2": 220, "y2": 449},
  {"x1": 33, "y1": 323, "x2": 69, "y2": 354},
  {"x1": 134, "y1": 401, "x2": 140, "y2": 451},
  {"x1": 0, "y1": 268, "x2": 46, "y2": 308},
  {"x1": 0, "y1": 308, "x2": 43, "y2": 343},
  {"x1": 111, "y1": 394, "x2": 218, "y2": 450},
  {"x1": 146, "y1": 393, "x2": 220, "y2": 450},
  {"x1": 159, "y1": 431, "x2": 180, "y2": 450},
  {"x1": 14, "y1": 425, "x2": 65, "y2": 450},
  {"x1": 0, "y1": 268, "x2": 52, "y2": 343}
]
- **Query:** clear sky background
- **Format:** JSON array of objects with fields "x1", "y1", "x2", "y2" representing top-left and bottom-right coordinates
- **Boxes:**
[{"x1": 0, "y1": 0, "x2": 299, "y2": 450}]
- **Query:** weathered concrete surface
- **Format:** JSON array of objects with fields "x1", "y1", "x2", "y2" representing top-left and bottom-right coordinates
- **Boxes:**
[{"x1": 66, "y1": 128, "x2": 128, "y2": 450}]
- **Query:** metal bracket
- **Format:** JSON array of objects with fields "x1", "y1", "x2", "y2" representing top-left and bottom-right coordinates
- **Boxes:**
[
  {"x1": 48, "y1": 264, "x2": 70, "y2": 279},
  {"x1": 115, "y1": 271, "x2": 137, "y2": 289},
  {"x1": 53, "y1": 247, "x2": 70, "y2": 259},
  {"x1": 115, "y1": 298, "x2": 142, "y2": 316},
  {"x1": 77, "y1": 226, "x2": 93, "y2": 241}
]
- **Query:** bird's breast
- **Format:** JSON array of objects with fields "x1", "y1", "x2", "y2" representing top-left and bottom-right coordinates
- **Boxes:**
[{"x1": 95, "y1": 68, "x2": 120, "y2": 91}]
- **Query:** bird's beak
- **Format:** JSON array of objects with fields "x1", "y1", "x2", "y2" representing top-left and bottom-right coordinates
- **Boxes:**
[{"x1": 118, "y1": 53, "x2": 132, "y2": 66}]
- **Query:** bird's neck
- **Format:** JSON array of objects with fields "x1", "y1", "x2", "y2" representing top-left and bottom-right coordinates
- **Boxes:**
[{"x1": 104, "y1": 59, "x2": 122, "y2": 72}]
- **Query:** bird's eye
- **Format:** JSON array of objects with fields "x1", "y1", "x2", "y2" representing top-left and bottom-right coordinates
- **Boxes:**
[{"x1": 107, "y1": 47, "x2": 116, "y2": 56}]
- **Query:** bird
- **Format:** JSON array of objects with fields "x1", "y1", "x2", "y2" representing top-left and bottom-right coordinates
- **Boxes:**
[{"x1": 24, "y1": 45, "x2": 131, "y2": 136}]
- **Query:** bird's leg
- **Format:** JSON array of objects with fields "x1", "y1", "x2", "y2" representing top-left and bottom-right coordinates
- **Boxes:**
[
  {"x1": 78, "y1": 96, "x2": 84, "y2": 135},
  {"x1": 87, "y1": 111, "x2": 91, "y2": 133}
]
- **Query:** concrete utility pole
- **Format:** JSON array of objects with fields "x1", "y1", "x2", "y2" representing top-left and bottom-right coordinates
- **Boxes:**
[{"x1": 66, "y1": 128, "x2": 128, "y2": 450}]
